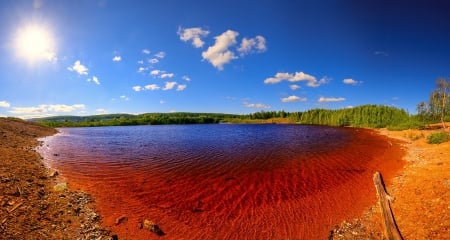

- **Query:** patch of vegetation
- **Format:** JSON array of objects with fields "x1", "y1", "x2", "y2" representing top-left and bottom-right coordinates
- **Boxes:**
[
  {"x1": 405, "y1": 131, "x2": 425, "y2": 141},
  {"x1": 387, "y1": 118, "x2": 425, "y2": 131},
  {"x1": 427, "y1": 131, "x2": 450, "y2": 144}
]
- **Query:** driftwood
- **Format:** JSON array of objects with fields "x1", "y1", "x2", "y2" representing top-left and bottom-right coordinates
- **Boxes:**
[{"x1": 373, "y1": 172, "x2": 403, "y2": 240}]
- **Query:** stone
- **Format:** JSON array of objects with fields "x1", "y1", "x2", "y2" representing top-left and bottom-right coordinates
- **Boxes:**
[
  {"x1": 143, "y1": 219, "x2": 165, "y2": 236},
  {"x1": 53, "y1": 182, "x2": 68, "y2": 192},
  {"x1": 115, "y1": 215, "x2": 128, "y2": 225}
]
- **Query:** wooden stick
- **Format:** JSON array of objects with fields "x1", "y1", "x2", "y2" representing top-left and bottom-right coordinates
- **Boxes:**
[
  {"x1": 7, "y1": 201, "x2": 23, "y2": 213},
  {"x1": 373, "y1": 171, "x2": 403, "y2": 240}
]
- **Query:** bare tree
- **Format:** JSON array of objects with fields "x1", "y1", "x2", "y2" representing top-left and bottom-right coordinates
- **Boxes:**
[{"x1": 433, "y1": 78, "x2": 450, "y2": 128}]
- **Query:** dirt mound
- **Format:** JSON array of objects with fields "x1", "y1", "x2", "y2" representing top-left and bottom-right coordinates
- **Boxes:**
[{"x1": 0, "y1": 118, "x2": 114, "y2": 240}]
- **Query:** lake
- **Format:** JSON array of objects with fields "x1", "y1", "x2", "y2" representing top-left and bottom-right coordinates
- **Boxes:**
[{"x1": 38, "y1": 124, "x2": 405, "y2": 239}]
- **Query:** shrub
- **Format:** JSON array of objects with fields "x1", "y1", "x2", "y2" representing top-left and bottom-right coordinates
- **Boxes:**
[{"x1": 427, "y1": 131, "x2": 450, "y2": 144}]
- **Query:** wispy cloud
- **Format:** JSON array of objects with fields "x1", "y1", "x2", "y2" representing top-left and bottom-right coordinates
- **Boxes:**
[
  {"x1": 150, "y1": 69, "x2": 161, "y2": 76},
  {"x1": 148, "y1": 58, "x2": 159, "y2": 64},
  {"x1": 120, "y1": 95, "x2": 129, "y2": 101},
  {"x1": 9, "y1": 104, "x2": 85, "y2": 118},
  {"x1": 281, "y1": 95, "x2": 307, "y2": 103},
  {"x1": 289, "y1": 84, "x2": 301, "y2": 90},
  {"x1": 243, "y1": 101, "x2": 270, "y2": 109},
  {"x1": 264, "y1": 72, "x2": 328, "y2": 87},
  {"x1": 0, "y1": 101, "x2": 10, "y2": 108},
  {"x1": 67, "y1": 60, "x2": 88, "y2": 75},
  {"x1": 145, "y1": 84, "x2": 160, "y2": 90},
  {"x1": 176, "y1": 84, "x2": 187, "y2": 91},
  {"x1": 238, "y1": 35, "x2": 266, "y2": 56},
  {"x1": 160, "y1": 73, "x2": 174, "y2": 79},
  {"x1": 132, "y1": 86, "x2": 143, "y2": 92},
  {"x1": 96, "y1": 108, "x2": 108, "y2": 114},
  {"x1": 87, "y1": 76, "x2": 100, "y2": 85},
  {"x1": 142, "y1": 49, "x2": 151, "y2": 55},
  {"x1": 343, "y1": 78, "x2": 362, "y2": 85},
  {"x1": 137, "y1": 67, "x2": 147, "y2": 73},
  {"x1": 202, "y1": 30, "x2": 239, "y2": 70},
  {"x1": 178, "y1": 27, "x2": 210, "y2": 48},
  {"x1": 182, "y1": 75, "x2": 191, "y2": 81},
  {"x1": 112, "y1": 55, "x2": 121, "y2": 62},
  {"x1": 163, "y1": 82, "x2": 177, "y2": 90},
  {"x1": 374, "y1": 51, "x2": 389, "y2": 57},
  {"x1": 150, "y1": 70, "x2": 175, "y2": 79},
  {"x1": 155, "y1": 51, "x2": 166, "y2": 59},
  {"x1": 318, "y1": 97, "x2": 346, "y2": 102}
]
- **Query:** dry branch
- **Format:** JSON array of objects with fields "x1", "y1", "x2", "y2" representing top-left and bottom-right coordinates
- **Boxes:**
[{"x1": 373, "y1": 171, "x2": 403, "y2": 240}]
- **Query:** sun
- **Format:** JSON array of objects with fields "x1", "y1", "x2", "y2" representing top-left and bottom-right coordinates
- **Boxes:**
[{"x1": 14, "y1": 24, "x2": 56, "y2": 62}]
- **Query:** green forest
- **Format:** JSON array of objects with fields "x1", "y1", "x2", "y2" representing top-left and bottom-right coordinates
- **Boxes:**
[
  {"x1": 32, "y1": 78, "x2": 450, "y2": 130},
  {"x1": 29, "y1": 104, "x2": 427, "y2": 130}
]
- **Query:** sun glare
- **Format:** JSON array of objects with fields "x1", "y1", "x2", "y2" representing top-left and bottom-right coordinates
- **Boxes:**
[{"x1": 14, "y1": 24, "x2": 56, "y2": 63}]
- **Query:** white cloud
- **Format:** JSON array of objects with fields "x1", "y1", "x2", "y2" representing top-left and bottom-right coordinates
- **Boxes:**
[
  {"x1": 182, "y1": 75, "x2": 191, "y2": 81},
  {"x1": 243, "y1": 101, "x2": 270, "y2": 109},
  {"x1": 9, "y1": 104, "x2": 85, "y2": 118},
  {"x1": 202, "y1": 30, "x2": 239, "y2": 70},
  {"x1": 155, "y1": 51, "x2": 166, "y2": 59},
  {"x1": 44, "y1": 51, "x2": 57, "y2": 63},
  {"x1": 142, "y1": 49, "x2": 150, "y2": 55},
  {"x1": 238, "y1": 35, "x2": 266, "y2": 56},
  {"x1": 176, "y1": 84, "x2": 187, "y2": 91},
  {"x1": 160, "y1": 73, "x2": 174, "y2": 79},
  {"x1": 0, "y1": 101, "x2": 10, "y2": 108},
  {"x1": 160, "y1": 100, "x2": 165, "y2": 104},
  {"x1": 67, "y1": 60, "x2": 88, "y2": 75},
  {"x1": 96, "y1": 108, "x2": 108, "y2": 114},
  {"x1": 145, "y1": 84, "x2": 160, "y2": 90},
  {"x1": 112, "y1": 56, "x2": 121, "y2": 62},
  {"x1": 137, "y1": 60, "x2": 144, "y2": 64},
  {"x1": 289, "y1": 84, "x2": 301, "y2": 90},
  {"x1": 318, "y1": 97, "x2": 346, "y2": 102},
  {"x1": 120, "y1": 95, "x2": 129, "y2": 101},
  {"x1": 281, "y1": 95, "x2": 307, "y2": 103},
  {"x1": 264, "y1": 71, "x2": 326, "y2": 87},
  {"x1": 163, "y1": 82, "x2": 177, "y2": 90},
  {"x1": 137, "y1": 67, "x2": 147, "y2": 73},
  {"x1": 178, "y1": 27, "x2": 210, "y2": 48},
  {"x1": 87, "y1": 76, "x2": 100, "y2": 85},
  {"x1": 148, "y1": 58, "x2": 159, "y2": 64},
  {"x1": 150, "y1": 69, "x2": 161, "y2": 76},
  {"x1": 343, "y1": 78, "x2": 362, "y2": 85},
  {"x1": 132, "y1": 86, "x2": 143, "y2": 92}
]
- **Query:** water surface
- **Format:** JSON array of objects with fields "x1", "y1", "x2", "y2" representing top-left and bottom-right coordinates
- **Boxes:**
[{"x1": 39, "y1": 124, "x2": 405, "y2": 239}]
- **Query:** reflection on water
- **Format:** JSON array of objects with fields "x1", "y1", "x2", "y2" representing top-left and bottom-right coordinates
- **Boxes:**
[{"x1": 38, "y1": 124, "x2": 405, "y2": 239}]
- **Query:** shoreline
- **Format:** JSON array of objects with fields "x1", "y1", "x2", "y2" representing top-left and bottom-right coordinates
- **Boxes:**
[
  {"x1": 2, "y1": 118, "x2": 449, "y2": 239},
  {"x1": 331, "y1": 128, "x2": 450, "y2": 239},
  {"x1": 0, "y1": 118, "x2": 114, "y2": 239}
]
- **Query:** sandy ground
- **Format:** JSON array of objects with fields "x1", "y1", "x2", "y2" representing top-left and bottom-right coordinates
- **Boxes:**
[
  {"x1": 331, "y1": 127, "x2": 450, "y2": 239},
  {"x1": 2, "y1": 117, "x2": 449, "y2": 239},
  {"x1": 0, "y1": 118, "x2": 114, "y2": 240}
]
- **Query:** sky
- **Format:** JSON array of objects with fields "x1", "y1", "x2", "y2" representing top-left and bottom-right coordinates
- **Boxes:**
[{"x1": 1, "y1": 0, "x2": 450, "y2": 119}]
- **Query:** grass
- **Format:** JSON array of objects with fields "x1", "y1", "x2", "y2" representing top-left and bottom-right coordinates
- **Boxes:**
[{"x1": 427, "y1": 131, "x2": 450, "y2": 144}]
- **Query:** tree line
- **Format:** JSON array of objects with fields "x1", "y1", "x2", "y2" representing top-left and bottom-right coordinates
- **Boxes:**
[
  {"x1": 34, "y1": 105, "x2": 414, "y2": 129},
  {"x1": 32, "y1": 77, "x2": 450, "y2": 129}
]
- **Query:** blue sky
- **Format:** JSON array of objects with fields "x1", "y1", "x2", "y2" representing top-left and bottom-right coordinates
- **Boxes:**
[{"x1": 1, "y1": 0, "x2": 449, "y2": 118}]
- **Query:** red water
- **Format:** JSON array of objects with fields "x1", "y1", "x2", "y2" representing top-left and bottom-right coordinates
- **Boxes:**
[{"x1": 39, "y1": 126, "x2": 405, "y2": 239}]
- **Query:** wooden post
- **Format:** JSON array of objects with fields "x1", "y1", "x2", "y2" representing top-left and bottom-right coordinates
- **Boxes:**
[{"x1": 373, "y1": 171, "x2": 403, "y2": 240}]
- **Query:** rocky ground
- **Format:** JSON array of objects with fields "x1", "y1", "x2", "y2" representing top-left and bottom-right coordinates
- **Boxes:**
[
  {"x1": 330, "y1": 126, "x2": 450, "y2": 239},
  {"x1": 0, "y1": 117, "x2": 115, "y2": 240}
]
